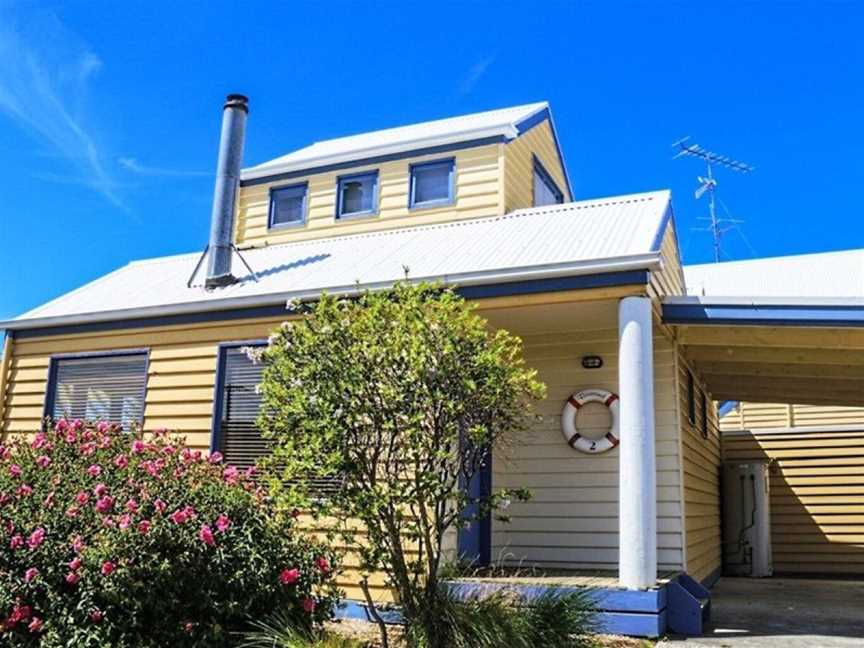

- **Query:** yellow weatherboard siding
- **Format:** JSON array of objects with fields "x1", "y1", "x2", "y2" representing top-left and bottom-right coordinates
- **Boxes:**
[
  {"x1": 720, "y1": 402, "x2": 864, "y2": 575},
  {"x1": 503, "y1": 119, "x2": 570, "y2": 212},
  {"x1": 490, "y1": 301, "x2": 686, "y2": 573},
  {"x1": 235, "y1": 144, "x2": 503, "y2": 246},
  {"x1": 722, "y1": 427, "x2": 864, "y2": 574},
  {"x1": 677, "y1": 352, "x2": 722, "y2": 583}
]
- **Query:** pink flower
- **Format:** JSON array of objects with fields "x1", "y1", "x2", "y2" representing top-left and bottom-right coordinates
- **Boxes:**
[
  {"x1": 183, "y1": 621, "x2": 194, "y2": 634},
  {"x1": 118, "y1": 514, "x2": 132, "y2": 530},
  {"x1": 199, "y1": 525, "x2": 215, "y2": 546},
  {"x1": 27, "y1": 617, "x2": 43, "y2": 633},
  {"x1": 79, "y1": 443, "x2": 96, "y2": 456},
  {"x1": 208, "y1": 451, "x2": 223, "y2": 464},
  {"x1": 9, "y1": 464, "x2": 21, "y2": 478},
  {"x1": 154, "y1": 499, "x2": 167, "y2": 514},
  {"x1": 114, "y1": 455, "x2": 129, "y2": 469},
  {"x1": 31, "y1": 433, "x2": 47, "y2": 449},
  {"x1": 302, "y1": 597, "x2": 316, "y2": 613},
  {"x1": 69, "y1": 557, "x2": 82, "y2": 571},
  {"x1": 43, "y1": 491, "x2": 55, "y2": 508},
  {"x1": 170, "y1": 506, "x2": 195, "y2": 524},
  {"x1": 126, "y1": 499, "x2": 139, "y2": 513},
  {"x1": 24, "y1": 567, "x2": 38, "y2": 582},
  {"x1": 315, "y1": 556, "x2": 330, "y2": 574},
  {"x1": 87, "y1": 465, "x2": 102, "y2": 477},
  {"x1": 95, "y1": 496, "x2": 114, "y2": 513},
  {"x1": 137, "y1": 520, "x2": 151, "y2": 535},
  {"x1": 9, "y1": 535, "x2": 23, "y2": 549},
  {"x1": 215, "y1": 514, "x2": 231, "y2": 533},
  {"x1": 90, "y1": 609, "x2": 103, "y2": 623},
  {"x1": 96, "y1": 421, "x2": 110, "y2": 433},
  {"x1": 223, "y1": 465, "x2": 240, "y2": 485},
  {"x1": 131, "y1": 440, "x2": 146, "y2": 454},
  {"x1": 71, "y1": 536, "x2": 85, "y2": 553},
  {"x1": 16, "y1": 484, "x2": 32, "y2": 497},
  {"x1": 75, "y1": 490, "x2": 89, "y2": 505},
  {"x1": 7, "y1": 604, "x2": 32, "y2": 625},
  {"x1": 65, "y1": 572, "x2": 80, "y2": 585},
  {"x1": 65, "y1": 506, "x2": 79, "y2": 518},
  {"x1": 94, "y1": 483, "x2": 108, "y2": 497},
  {"x1": 35, "y1": 455, "x2": 51, "y2": 468},
  {"x1": 55, "y1": 419, "x2": 69, "y2": 432},
  {"x1": 27, "y1": 528, "x2": 45, "y2": 550},
  {"x1": 279, "y1": 568, "x2": 300, "y2": 585},
  {"x1": 101, "y1": 561, "x2": 116, "y2": 576}
]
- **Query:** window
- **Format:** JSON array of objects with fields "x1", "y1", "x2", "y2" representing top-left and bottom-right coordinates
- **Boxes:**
[
  {"x1": 686, "y1": 370, "x2": 696, "y2": 425},
  {"x1": 700, "y1": 391, "x2": 709, "y2": 439},
  {"x1": 212, "y1": 344, "x2": 342, "y2": 494},
  {"x1": 532, "y1": 155, "x2": 564, "y2": 207},
  {"x1": 213, "y1": 344, "x2": 269, "y2": 471},
  {"x1": 336, "y1": 171, "x2": 378, "y2": 219},
  {"x1": 409, "y1": 159, "x2": 455, "y2": 209},
  {"x1": 46, "y1": 352, "x2": 148, "y2": 431},
  {"x1": 269, "y1": 183, "x2": 307, "y2": 229}
]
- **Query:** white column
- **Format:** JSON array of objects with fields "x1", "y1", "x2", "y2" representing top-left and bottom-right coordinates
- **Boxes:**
[{"x1": 618, "y1": 296, "x2": 657, "y2": 590}]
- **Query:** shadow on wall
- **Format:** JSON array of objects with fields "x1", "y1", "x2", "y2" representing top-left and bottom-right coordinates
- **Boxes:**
[{"x1": 721, "y1": 427, "x2": 864, "y2": 577}]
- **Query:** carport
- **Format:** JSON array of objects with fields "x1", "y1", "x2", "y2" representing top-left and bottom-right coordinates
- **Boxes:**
[
  {"x1": 663, "y1": 297, "x2": 864, "y2": 408},
  {"x1": 660, "y1": 296, "x2": 864, "y2": 640}
]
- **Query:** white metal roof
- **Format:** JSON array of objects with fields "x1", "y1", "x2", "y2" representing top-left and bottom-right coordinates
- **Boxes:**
[
  {"x1": 5, "y1": 190, "x2": 670, "y2": 330},
  {"x1": 242, "y1": 102, "x2": 548, "y2": 181},
  {"x1": 684, "y1": 249, "x2": 864, "y2": 299}
]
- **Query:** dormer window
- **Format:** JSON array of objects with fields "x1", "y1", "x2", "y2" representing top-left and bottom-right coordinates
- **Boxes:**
[
  {"x1": 337, "y1": 171, "x2": 378, "y2": 219},
  {"x1": 532, "y1": 155, "x2": 564, "y2": 207},
  {"x1": 269, "y1": 183, "x2": 308, "y2": 229},
  {"x1": 409, "y1": 159, "x2": 455, "y2": 209}
]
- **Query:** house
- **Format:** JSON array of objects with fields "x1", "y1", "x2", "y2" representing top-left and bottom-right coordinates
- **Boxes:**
[{"x1": 1, "y1": 96, "x2": 862, "y2": 637}]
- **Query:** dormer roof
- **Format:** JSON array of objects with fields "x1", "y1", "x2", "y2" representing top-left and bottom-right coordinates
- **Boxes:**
[{"x1": 241, "y1": 102, "x2": 552, "y2": 183}]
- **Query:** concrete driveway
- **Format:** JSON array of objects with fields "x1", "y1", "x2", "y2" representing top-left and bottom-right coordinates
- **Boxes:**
[{"x1": 660, "y1": 577, "x2": 864, "y2": 648}]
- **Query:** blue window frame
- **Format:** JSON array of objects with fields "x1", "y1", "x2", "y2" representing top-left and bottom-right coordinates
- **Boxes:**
[
  {"x1": 336, "y1": 171, "x2": 378, "y2": 219},
  {"x1": 268, "y1": 183, "x2": 307, "y2": 229},
  {"x1": 43, "y1": 349, "x2": 150, "y2": 432},
  {"x1": 532, "y1": 155, "x2": 564, "y2": 207},
  {"x1": 409, "y1": 158, "x2": 455, "y2": 209}
]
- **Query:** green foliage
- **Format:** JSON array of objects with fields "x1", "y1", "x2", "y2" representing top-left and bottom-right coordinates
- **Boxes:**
[
  {"x1": 255, "y1": 282, "x2": 545, "y2": 648},
  {"x1": 239, "y1": 610, "x2": 368, "y2": 648},
  {"x1": 407, "y1": 588, "x2": 598, "y2": 648},
  {"x1": 0, "y1": 419, "x2": 339, "y2": 647}
]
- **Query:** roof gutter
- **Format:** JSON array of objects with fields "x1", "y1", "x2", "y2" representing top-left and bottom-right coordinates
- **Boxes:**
[
  {"x1": 663, "y1": 295, "x2": 864, "y2": 327},
  {"x1": 1, "y1": 253, "x2": 660, "y2": 332}
]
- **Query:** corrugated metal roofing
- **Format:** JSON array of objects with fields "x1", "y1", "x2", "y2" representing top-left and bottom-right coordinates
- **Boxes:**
[
  {"x1": 242, "y1": 102, "x2": 548, "y2": 181},
  {"x1": 5, "y1": 190, "x2": 670, "y2": 330},
  {"x1": 684, "y1": 249, "x2": 864, "y2": 299}
]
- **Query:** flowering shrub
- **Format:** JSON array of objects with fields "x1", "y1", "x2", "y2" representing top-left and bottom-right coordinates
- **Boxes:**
[{"x1": 0, "y1": 420, "x2": 339, "y2": 647}]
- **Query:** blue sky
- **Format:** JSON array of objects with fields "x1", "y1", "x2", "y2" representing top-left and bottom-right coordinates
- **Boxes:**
[{"x1": 1, "y1": 1, "x2": 862, "y2": 321}]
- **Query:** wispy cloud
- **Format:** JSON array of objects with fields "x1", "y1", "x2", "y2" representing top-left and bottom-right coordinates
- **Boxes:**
[
  {"x1": 458, "y1": 55, "x2": 496, "y2": 95},
  {"x1": 0, "y1": 7, "x2": 125, "y2": 208},
  {"x1": 118, "y1": 157, "x2": 210, "y2": 178}
]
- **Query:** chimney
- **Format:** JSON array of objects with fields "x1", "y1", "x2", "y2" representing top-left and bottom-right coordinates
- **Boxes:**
[{"x1": 205, "y1": 94, "x2": 249, "y2": 289}]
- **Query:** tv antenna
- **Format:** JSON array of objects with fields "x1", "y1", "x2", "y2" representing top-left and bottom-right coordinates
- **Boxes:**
[{"x1": 672, "y1": 137, "x2": 754, "y2": 262}]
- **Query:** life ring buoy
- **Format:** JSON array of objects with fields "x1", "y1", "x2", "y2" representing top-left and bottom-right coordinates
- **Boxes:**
[{"x1": 561, "y1": 389, "x2": 620, "y2": 454}]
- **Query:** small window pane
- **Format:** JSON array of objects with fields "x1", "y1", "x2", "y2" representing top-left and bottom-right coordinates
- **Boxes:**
[
  {"x1": 270, "y1": 185, "x2": 306, "y2": 227},
  {"x1": 338, "y1": 173, "x2": 377, "y2": 217},
  {"x1": 412, "y1": 161, "x2": 453, "y2": 206},
  {"x1": 50, "y1": 354, "x2": 148, "y2": 432},
  {"x1": 533, "y1": 157, "x2": 564, "y2": 207}
]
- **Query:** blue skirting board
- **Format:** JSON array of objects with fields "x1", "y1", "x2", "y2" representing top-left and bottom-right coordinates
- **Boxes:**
[{"x1": 334, "y1": 572, "x2": 713, "y2": 638}]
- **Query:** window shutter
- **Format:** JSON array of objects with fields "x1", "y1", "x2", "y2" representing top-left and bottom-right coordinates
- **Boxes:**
[
  {"x1": 49, "y1": 353, "x2": 148, "y2": 431},
  {"x1": 216, "y1": 346, "x2": 342, "y2": 495},
  {"x1": 218, "y1": 347, "x2": 269, "y2": 470}
]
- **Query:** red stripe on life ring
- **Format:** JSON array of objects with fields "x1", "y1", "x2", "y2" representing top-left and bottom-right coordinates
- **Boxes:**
[
  {"x1": 567, "y1": 396, "x2": 583, "y2": 409},
  {"x1": 604, "y1": 394, "x2": 619, "y2": 407},
  {"x1": 567, "y1": 433, "x2": 582, "y2": 448},
  {"x1": 605, "y1": 432, "x2": 620, "y2": 447}
]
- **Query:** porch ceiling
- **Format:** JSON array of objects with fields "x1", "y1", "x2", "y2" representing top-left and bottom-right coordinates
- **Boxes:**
[{"x1": 669, "y1": 321, "x2": 864, "y2": 407}]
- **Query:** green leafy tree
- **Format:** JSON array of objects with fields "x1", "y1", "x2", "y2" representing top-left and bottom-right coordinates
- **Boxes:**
[{"x1": 254, "y1": 282, "x2": 546, "y2": 648}]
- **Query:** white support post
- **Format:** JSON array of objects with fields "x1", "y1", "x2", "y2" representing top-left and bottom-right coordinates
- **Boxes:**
[{"x1": 618, "y1": 296, "x2": 657, "y2": 590}]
